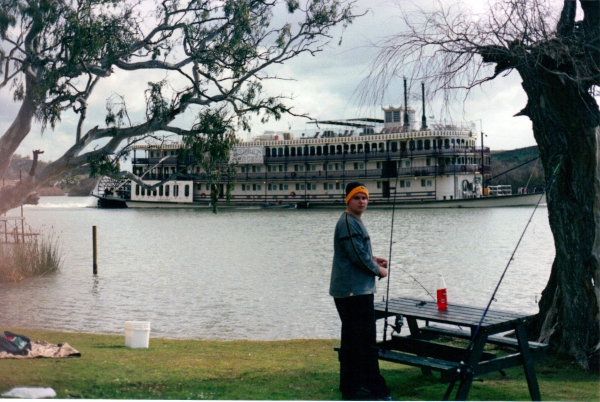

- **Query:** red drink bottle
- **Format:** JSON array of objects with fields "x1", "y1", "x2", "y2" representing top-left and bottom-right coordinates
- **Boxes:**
[{"x1": 437, "y1": 274, "x2": 448, "y2": 310}]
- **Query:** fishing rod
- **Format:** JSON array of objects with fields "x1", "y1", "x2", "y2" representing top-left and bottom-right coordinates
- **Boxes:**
[
  {"x1": 382, "y1": 175, "x2": 400, "y2": 345},
  {"x1": 443, "y1": 163, "x2": 559, "y2": 400},
  {"x1": 483, "y1": 156, "x2": 539, "y2": 185}
]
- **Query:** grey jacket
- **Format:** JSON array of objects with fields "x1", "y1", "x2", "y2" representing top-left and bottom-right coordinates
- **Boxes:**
[{"x1": 329, "y1": 212, "x2": 381, "y2": 298}]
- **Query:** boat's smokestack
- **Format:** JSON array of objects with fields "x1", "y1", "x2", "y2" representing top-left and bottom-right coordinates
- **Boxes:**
[
  {"x1": 421, "y1": 82, "x2": 427, "y2": 130},
  {"x1": 403, "y1": 78, "x2": 409, "y2": 129}
]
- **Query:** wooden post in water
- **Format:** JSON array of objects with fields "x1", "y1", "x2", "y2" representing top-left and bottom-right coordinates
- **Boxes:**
[{"x1": 93, "y1": 226, "x2": 98, "y2": 275}]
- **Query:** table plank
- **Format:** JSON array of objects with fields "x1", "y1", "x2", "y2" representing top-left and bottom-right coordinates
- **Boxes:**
[{"x1": 375, "y1": 297, "x2": 534, "y2": 330}]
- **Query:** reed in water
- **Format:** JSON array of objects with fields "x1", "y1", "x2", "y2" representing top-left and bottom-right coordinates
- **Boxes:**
[{"x1": 0, "y1": 232, "x2": 62, "y2": 282}]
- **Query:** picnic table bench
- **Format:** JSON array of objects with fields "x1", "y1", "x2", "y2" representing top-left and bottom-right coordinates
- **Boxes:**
[{"x1": 335, "y1": 297, "x2": 548, "y2": 401}]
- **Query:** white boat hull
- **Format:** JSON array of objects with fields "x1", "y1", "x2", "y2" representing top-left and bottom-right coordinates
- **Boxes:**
[
  {"x1": 109, "y1": 192, "x2": 545, "y2": 209},
  {"x1": 391, "y1": 193, "x2": 545, "y2": 208}
]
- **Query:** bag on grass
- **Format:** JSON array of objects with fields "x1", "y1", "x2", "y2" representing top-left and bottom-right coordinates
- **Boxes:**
[{"x1": 0, "y1": 331, "x2": 32, "y2": 356}]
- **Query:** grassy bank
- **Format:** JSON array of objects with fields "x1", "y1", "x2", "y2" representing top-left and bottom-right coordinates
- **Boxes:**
[{"x1": 1, "y1": 328, "x2": 598, "y2": 400}]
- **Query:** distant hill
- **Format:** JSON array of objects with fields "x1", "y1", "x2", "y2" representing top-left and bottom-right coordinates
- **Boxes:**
[
  {"x1": 4, "y1": 154, "x2": 98, "y2": 196},
  {"x1": 488, "y1": 146, "x2": 545, "y2": 193}
]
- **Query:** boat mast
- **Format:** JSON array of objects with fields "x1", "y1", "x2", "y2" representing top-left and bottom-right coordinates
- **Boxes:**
[
  {"x1": 421, "y1": 82, "x2": 427, "y2": 131},
  {"x1": 403, "y1": 78, "x2": 409, "y2": 130}
]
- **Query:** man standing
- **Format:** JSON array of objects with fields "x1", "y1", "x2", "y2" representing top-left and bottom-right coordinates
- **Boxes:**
[{"x1": 330, "y1": 182, "x2": 392, "y2": 401}]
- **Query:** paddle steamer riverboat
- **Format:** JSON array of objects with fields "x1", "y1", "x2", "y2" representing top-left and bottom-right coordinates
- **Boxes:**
[{"x1": 96, "y1": 105, "x2": 544, "y2": 209}]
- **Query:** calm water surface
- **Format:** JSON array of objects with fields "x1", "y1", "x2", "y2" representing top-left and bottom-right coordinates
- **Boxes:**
[{"x1": 0, "y1": 196, "x2": 554, "y2": 341}]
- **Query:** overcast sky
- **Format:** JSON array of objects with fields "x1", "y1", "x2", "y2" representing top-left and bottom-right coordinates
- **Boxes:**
[{"x1": 4, "y1": 0, "x2": 547, "y2": 165}]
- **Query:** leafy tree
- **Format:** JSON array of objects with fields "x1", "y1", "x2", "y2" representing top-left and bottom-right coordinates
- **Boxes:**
[
  {"x1": 365, "y1": 0, "x2": 599, "y2": 370},
  {"x1": 0, "y1": 0, "x2": 357, "y2": 213}
]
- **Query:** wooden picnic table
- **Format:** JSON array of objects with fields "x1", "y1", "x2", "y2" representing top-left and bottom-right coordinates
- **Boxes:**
[{"x1": 373, "y1": 297, "x2": 547, "y2": 401}]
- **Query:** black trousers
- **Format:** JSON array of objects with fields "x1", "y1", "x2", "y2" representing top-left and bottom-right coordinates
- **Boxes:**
[{"x1": 334, "y1": 294, "x2": 389, "y2": 399}]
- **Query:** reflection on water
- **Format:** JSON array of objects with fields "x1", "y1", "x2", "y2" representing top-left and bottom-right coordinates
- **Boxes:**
[{"x1": 0, "y1": 196, "x2": 554, "y2": 340}]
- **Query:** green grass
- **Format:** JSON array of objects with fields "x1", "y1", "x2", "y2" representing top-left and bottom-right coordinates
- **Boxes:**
[{"x1": 0, "y1": 328, "x2": 598, "y2": 400}]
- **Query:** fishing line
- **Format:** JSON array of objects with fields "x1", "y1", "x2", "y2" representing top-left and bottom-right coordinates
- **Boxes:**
[
  {"x1": 443, "y1": 162, "x2": 559, "y2": 400},
  {"x1": 382, "y1": 173, "x2": 400, "y2": 345},
  {"x1": 393, "y1": 262, "x2": 436, "y2": 301}
]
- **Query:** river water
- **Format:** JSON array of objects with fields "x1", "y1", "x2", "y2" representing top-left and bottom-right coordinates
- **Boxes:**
[{"x1": 0, "y1": 196, "x2": 554, "y2": 341}]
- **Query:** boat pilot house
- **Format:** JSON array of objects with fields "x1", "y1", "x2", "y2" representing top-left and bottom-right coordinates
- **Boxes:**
[{"x1": 97, "y1": 104, "x2": 542, "y2": 208}]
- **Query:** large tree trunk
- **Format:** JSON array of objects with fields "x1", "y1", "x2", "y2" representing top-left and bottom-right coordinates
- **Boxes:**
[
  {"x1": 0, "y1": 94, "x2": 34, "y2": 180},
  {"x1": 518, "y1": 69, "x2": 600, "y2": 370}
]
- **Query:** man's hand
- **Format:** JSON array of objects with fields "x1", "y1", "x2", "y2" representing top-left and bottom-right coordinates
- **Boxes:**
[
  {"x1": 378, "y1": 267, "x2": 388, "y2": 278},
  {"x1": 374, "y1": 256, "x2": 388, "y2": 268}
]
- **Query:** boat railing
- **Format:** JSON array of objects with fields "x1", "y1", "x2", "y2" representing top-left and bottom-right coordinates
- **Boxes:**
[
  {"x1": 230, "y1": 164, "x2": 484, "y2": 182},
  {"x1": 263, "y1": 146, "x2": 488, "y2": 164},
  {"x1": 225, "y1": 190, "x2": 436, "y2": 203}
]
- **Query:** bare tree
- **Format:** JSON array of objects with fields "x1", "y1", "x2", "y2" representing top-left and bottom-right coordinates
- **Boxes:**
[
  {"x1": 365, "y1": 0, "x2": 599, "y2": 370},
  {"x1": 0, "y1": 0, "x2": 358, "y2": 213}
]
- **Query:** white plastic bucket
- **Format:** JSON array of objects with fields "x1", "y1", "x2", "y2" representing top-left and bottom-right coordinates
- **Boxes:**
[{"x1": 124, "y1": 321, "x2": 150, "y2": 348}]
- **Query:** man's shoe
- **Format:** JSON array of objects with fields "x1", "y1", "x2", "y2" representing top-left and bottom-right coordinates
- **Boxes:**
[{"x1": 342, "y1": 386, "x2": 372, "y2": 401}]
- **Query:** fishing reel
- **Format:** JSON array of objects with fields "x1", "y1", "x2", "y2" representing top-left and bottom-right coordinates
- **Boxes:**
[{"x1": 386, "y1": 314, "x2": 403, "y2": 335}]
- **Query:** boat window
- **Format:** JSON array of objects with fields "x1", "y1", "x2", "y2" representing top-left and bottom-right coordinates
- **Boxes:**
[
  {"x1": 451, "y1": 139, "x2": 456, "y2": 148},
  {"x1": 141, "y1": 187, "x2": 146, "y2": 196},
  {"x1": 317, "y1": 146, "x2": 322, "y2": 156},
  {"x1": 421, "y1": 179, "x2": 426, "y2": 187},
  {"x1": 409, "y1": 140, "x2": 416, "y2": 150},
  {"x1": 135, "y1": 184, "x2": 140, "y2": 196},
  {"x1": 159, "y1": 185, "x2": 163, "y2": 196},
  {"x1": 417, "y1": 140, "x2": 423, "y2": 150},
  {"x1": 358, "y1": 144, "x2": 364, "y2": 153},
  {"x1": 444, "y1": 139, "x2": 450, "y2": 149},
  {"x1": 393, "y1": 110, "x2": 401, "y2": 122},
  {"x1": 343, "y1": 144, "x2": 349, "y2": 154},
  {"x1": 174, "y1": 185, "x2": 179, "y2": 197},
  {"x1": 424, "y1": 139, "x2": 431, "y2": 150},
  {"x1": 406, "y1": 181, "x2": 411, "y2": 188},
  {"x1": 310, "y1": 146, "x2": 315, "y2": 156},
  {"x1": 185, "y1": 185, "x2": 189, "y2": 197},
  {"x1": 350, "y1": 144, "x2": 356, "y2": 154},
  {"x1": 336, "y1": 145, "x2": 342, "y2": 155},
  {"x1": 297, "y1": 147, "x2": 302, "y2": 156},
  {"x1": 385, "y1": 111, "x2": 393, "y2": 122},
  {"x1": 284, "y1": 147, "x2": 289, "y2": 157},
  {"x1": 278, "y1": 148, "x2": 284, "y2": 157},
  {"x1": 391, "y1": 142, "x2": 398, "y2": 152},
  {"x1": 291, "y1": 148, "x2": 296, "y2": 156},
  {"x1": 265, "y1": 148, "x2": 271, "y2": 157},
  {"x1": 400, "y1": 180, "x2": 405, "y2": 188},
  {"x1": 165, "y1": 185, "x2": 170, "y2": 197},
  {"x1": 152, "y1": 188, "x2": 156, "y2": 196}
]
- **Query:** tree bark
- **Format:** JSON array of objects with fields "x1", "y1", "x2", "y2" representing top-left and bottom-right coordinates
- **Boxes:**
[
  {"x1": 517, "y1": 68, "x2": 600, "y2": 370},
  {"x1": 0, "y1": 92, "x2": 34, "y2": 180}
]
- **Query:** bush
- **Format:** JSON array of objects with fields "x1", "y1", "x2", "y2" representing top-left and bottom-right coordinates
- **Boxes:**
[{"x1": 0, "y1": 233, "x2": 63, "y2": 282}]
